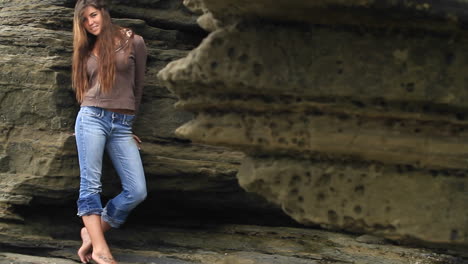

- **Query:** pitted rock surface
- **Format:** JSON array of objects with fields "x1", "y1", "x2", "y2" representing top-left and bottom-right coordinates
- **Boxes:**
[{"x1": 159, "y1": 0, "x2": 468, "y2": 252}]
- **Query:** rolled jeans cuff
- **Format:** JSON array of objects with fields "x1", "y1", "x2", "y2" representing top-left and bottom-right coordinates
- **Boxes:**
[
  {"x1": 77, "y1": 193, "x2": 103, "y2": 217},
  {"x1": 101, "y1": 203, "x2": 127, "y2": 228}
]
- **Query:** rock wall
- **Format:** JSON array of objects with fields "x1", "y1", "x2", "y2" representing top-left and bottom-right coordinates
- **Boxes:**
[
  {"x1": 158, "y1": 0, "x2": 468, "y2": 250},
  {"x1": 0, "y1": 0, "x2": 467, "y2": 263},
  {"x1": 0, "y1": 0, "x2": 284, "y2": 227}
]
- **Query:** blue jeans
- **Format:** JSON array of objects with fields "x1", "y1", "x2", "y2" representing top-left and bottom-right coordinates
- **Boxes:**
[{"x1": 75, "y1": 106, "x2": 147, "y2": 228}]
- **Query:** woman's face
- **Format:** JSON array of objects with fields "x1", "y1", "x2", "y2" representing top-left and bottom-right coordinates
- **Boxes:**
[{"x1": 82, "y1": 6, "x2": 102, "y2": 36}]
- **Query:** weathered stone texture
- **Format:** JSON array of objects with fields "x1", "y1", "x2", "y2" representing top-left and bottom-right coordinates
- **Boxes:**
[
  {"x1": 0, "y1": 0, "x2": 263, "y2": 225},
  {"x1": 238, "y1": 157, "x2": 467, "y2": 244},
  {"x1": 0, "y1": 0, "x2": 77, "y2": 221},
  {"x1": 159, "y1": 0, "x2": 468, "y2": 251},
  {"x1": 0, "y1": 0, "x2": 467, "y2": 262},
  {"x1": 1, "y1": 220, "x2": 465, "y2": 264}
]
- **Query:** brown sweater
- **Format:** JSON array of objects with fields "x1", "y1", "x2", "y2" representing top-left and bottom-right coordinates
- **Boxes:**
[{"x1": 81, "y1": 34, "x2": 147, "y2": 114}]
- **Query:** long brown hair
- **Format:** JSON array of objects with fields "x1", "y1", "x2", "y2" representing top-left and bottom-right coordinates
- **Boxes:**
[{"x1": 72, "y1": 0, "x2": 129, "y2": 102}]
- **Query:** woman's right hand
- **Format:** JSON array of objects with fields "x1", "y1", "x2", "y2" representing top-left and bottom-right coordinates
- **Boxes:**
[{"x1": 132, "y1": 134, "x2": 142, "y2": 150}]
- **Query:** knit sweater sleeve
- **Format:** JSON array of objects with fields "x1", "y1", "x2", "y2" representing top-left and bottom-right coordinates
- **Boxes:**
[{"x1": 133, "y1": 34, "x2": 147, "y2": 114}]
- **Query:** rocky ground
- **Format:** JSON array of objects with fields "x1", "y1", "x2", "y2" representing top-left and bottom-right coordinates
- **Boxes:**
[
  {"x1": 0, "y1": 204, "x2": 466, "y2": 264},
  {"x1": 1, "y1": 225, "x2": 467, "y2": 264},
  {"x1": 1, "y1": 228, "x2": 467, "y2": 264}
]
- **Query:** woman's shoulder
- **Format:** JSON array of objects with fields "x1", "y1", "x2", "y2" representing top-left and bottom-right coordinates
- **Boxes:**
[
  {"x1": 119, "y1": 27, "x2": 134, "y2": 39},
  {"x1": 115, "y1": 27, "x2": 145, "y2": 52},
  {"x1": 133, "y1": 33, "x2": 145, "y2": 44},
  {"x1": 132, "y1": 33, "x2": 146, "y2": 49},
  {"x1": 119, "y1": 27, "x2": 143, "y2": 39}
]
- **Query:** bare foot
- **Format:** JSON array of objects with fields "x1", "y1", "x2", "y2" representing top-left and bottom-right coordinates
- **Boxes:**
[
  {"x1": 78, "y1": 227, "x2": 92, "y2": 263},
  {"x1": 92, "y1": 251, "x2": 117, "y2": 264}
]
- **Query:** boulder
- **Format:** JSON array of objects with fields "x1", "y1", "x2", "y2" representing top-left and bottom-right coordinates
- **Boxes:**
[{"x1": 158, "y1": 0, "x2": 468, "y2": 251}]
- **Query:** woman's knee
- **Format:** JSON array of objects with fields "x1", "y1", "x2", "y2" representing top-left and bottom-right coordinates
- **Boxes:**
[
  {"x1": 126, "y1": 186, "x2": 146, "y2": 205},
  {"x1": 133, "y1": 187, "x2": 147, "y2": 204}
]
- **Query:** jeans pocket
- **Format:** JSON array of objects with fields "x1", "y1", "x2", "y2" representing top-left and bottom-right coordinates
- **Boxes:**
[
  {"x1": 80, "y1": 106, "x2": 101, "y2": 117},
  {"x1": 123, "y1": 115, "x2": 135, "y2": 126}
]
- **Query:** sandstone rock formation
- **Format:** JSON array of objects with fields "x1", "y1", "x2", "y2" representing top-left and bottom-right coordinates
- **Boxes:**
[
  {"x1": 0, "y1": 0, "x2": 284, "y2": 228},
  {"x1": 158, "y1": 0, "x2": 468, "y2": 252},
  {"x1": 1, "y1": 218, "x2": 466, "y2": 264},
  {"x1": 0, "y1": 0, "x2": 467, "y2": 263}
]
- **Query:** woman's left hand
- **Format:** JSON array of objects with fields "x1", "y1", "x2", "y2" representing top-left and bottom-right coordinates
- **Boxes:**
[{"x1": 133, "y1": 134, "x2": 142, "y2": 150}]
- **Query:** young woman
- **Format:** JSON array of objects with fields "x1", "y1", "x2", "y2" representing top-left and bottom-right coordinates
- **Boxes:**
[{"x1": 72, "y1": 0, "x2": 148, "y2": 263}]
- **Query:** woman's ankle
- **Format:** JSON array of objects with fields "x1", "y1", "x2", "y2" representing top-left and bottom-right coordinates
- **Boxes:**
[{"x1": 92, "y1": 250, "x2": 116, "y2": 264}]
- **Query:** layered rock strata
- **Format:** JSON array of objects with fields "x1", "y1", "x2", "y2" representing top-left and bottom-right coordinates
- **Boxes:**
[
  {"x1": 1, "y1": 220, "x2": 466, "y2": 264},
  {"x1": 0, "y1": 0, "x2": 282, "y2": 227},
  {"x1": 0, "y1": 0, "x2": 466, "y2": 262},
  {"x1": 158, "y1": 0, "x2": 468, "y2": 249}
]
